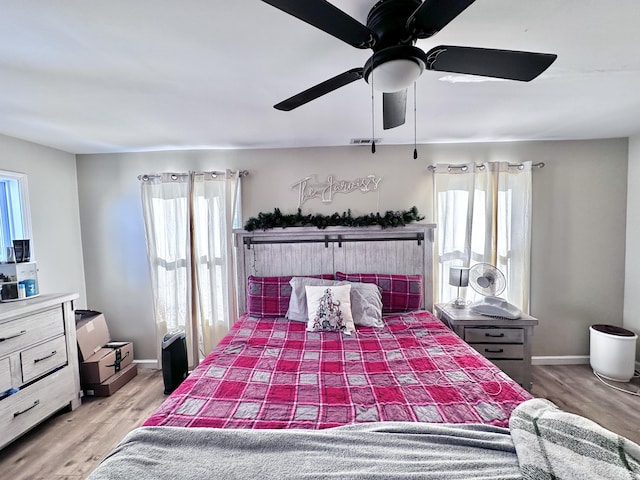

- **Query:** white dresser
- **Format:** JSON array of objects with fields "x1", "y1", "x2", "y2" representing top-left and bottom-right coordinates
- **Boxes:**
[{"x1": 0, "y1": 293, "x2": 81, "y2": 450}]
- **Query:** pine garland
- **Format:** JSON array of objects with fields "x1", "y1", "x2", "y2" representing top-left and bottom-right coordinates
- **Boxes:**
[{"x1": 243, "y1": 206, "x2": 424, "y2": 232}]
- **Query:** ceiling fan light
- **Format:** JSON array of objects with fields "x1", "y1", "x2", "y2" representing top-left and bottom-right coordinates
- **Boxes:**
[{"x1": 370, "y1": 58, "x2": 423, "y2": 92}]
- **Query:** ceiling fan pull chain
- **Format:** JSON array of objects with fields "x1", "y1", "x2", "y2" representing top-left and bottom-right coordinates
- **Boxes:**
[
  {"x1": 413, "y1": 81, "x2": 418, "y2": 160},
  {"x1": 371, "y1": 62, "x2": 376, "y2": 154}
]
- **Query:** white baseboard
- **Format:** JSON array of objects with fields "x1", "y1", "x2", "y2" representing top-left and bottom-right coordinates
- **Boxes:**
[
  {"x1": 532, "y1": 356, "x2": 640, "y2": 368},
  {"x1": 532, "y1": 355, "x2": 590, "y2": 365},
  {"x1": 133, "y1": 359, "x2": 159, "y2": 369}
]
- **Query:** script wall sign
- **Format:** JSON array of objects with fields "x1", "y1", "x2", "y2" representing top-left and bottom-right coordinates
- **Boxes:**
[{"x1": 291, "y1": 174, "x2": 383, "y2": 208}]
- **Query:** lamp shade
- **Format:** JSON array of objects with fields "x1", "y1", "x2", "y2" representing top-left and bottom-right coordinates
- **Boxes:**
[
  {"x1": 363, "y1": 46, "x2": 428, "y2": 93},
  {"x1": 449, "y1": 266, "x2": 469, "y2": 288},
  {"x1": 370, "y1": 59, "x2": 423, "y2": 92}
]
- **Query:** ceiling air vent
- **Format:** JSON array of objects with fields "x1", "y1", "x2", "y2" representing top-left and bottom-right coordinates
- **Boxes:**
[{"x1": 350, "y1": 138, "x2": 381, "y2": 145}]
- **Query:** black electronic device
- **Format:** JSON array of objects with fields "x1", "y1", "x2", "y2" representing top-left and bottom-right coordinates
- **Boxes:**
[{"x1": 161, "y1": 331, "x2": 188, "y2": 394}]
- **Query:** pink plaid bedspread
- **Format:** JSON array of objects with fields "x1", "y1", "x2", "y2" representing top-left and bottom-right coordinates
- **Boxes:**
[{"x1": 144, "y1": 311, "x2": 531, "y2": 429}]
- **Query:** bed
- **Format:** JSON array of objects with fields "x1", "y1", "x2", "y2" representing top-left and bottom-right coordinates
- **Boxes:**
[
  {"x1": 87, "y1": 226, "x2": 640, "y2": 479},
  {"x1": 144, "y1": 310, "x2": 529, "y2": 430}
]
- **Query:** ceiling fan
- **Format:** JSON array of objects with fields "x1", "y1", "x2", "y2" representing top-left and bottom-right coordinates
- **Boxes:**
[{"x1": 262, "y1": 0, "x2": 557, "y2": 130}]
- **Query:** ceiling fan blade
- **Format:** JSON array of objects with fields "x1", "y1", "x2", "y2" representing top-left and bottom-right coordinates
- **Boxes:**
[
  {"x1": 274, "y1": 68, "x2": 364, "y2": 111},
  {"x1": 262, "y1": 0, "x2": 376, "y2": 49},
  {"x1": 408, "y1": 0, "x2": 476, "y2": 38},
  {"x1": 383, "y1": 90, "x2": 407, "y2": 130},
  {"x1": 425, "y1": 45, "x2": 557, "y2": 81}
]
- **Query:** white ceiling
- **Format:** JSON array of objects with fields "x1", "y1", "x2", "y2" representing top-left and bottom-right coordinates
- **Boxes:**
[{"x1": 1, "y1": 0, "x2": 640, "y2": 154}]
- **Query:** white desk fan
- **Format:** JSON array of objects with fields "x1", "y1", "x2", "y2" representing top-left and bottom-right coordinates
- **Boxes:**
[{"x1": 468, "y1": 263, "x2": 521, "y2": 319}]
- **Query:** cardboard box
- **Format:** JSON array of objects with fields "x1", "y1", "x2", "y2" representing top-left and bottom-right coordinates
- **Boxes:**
[
  {"x1": 76, "y1": 312, "x2": 111, "y2": 362},
  {"x1": 80, "y1": 341, "x2": 134, "y2": 385},
  {"x1": 83, "y1": 363, "x2": 138, "y2": 397},
  {"x1": 75, "y1": 310, "x2": 136, "y2": 392}
]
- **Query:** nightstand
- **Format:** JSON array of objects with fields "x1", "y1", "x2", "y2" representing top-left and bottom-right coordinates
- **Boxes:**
[{"x1": 434, "y1": 303, "x2": 538, "y2": 392}]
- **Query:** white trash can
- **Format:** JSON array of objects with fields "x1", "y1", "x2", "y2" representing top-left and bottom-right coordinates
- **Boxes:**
[{"x1": 589, "y1": 324, "x2": 637, "y2": 382}]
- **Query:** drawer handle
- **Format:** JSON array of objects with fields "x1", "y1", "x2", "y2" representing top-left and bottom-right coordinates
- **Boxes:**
[
  {"x1": 485, "y1": 348, "x2": 504, "y2": 353},
  {"x1": 13, "y1": 400, "x2": 40, "y2": 418},
  {"x1": 33, "y1": 351, "x2": 57, "y2": 363},
  {"x1": 0, "y1": 330, "x2": 27, "y2": 342},
  {"x1": 485, "y1": 333, "x2": 505, "y2": 338}
]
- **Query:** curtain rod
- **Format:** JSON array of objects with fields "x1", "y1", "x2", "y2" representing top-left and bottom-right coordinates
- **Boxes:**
[
  {"x1": 427, "y1": 162, "x2": 545, "y2": 172},
  {"x1": 138, "y1": 170, "x2": 249, "y2": 181}
]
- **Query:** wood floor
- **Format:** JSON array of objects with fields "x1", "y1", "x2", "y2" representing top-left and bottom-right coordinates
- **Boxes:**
[
  {"x1": 531, "y1": 364, "x2": 640, "y2": 444},
  {"x1": 0, "y1": 367, "x2": 166, "y2": 480},
  {"x1": 0, "y1": 364, "x2": 638, "y2": 479}
]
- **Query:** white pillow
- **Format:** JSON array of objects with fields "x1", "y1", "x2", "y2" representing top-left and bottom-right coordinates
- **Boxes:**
[
  {"x1": 305, "y1": 284, "x2": 355, "y2": 335},
  {"x1": 287, "y1": 277, "x2": 346, "y2": 322}
]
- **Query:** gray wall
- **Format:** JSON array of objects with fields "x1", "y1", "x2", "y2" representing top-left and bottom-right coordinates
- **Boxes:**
[
  {"x1": 529, "y1": 140, "x2": 628, "y2": 361},
  {"x1": 0, "y1": 133, "x2": 87, "y2": 308},
  {"x1": 76, "y1": 138, "x2": 628, "y2": 361},
  {"x1": 624, "y1": 133, "x2": 640, "y2": 361}
]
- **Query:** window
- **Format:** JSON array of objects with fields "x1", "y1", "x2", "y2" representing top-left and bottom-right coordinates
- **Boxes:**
[
  {"x1": 432, "y1": 162, "x2": 533, "y2": 311},
  {"x1": 141, "y1": 170, "x2": 243, "y2": 367},
  {"x1": 0, "y1": 170, "x2": 32, "y2": 263}
]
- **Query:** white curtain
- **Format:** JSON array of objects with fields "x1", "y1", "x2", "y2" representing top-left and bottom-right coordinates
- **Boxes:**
[
  {"x1": 433, "y1": 162, "x2": 532, "y2": 311},
  {"x1": 141, "y1": 170, "x2": 243, "y2": 368},
  {"x1": 191, "y1": 171, "x2": 241, "y2": 361}
]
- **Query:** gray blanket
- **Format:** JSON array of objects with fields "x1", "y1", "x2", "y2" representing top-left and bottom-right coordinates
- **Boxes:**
[
  {"x1": 510, "y1": 398, "x2": 640, "y2": 479},
  {"x1": 88, "y1": 399, "x2": 640, "y2": 479},
  {"x1": 86, "y1": 422, "x2": 522, "y2": 480}
]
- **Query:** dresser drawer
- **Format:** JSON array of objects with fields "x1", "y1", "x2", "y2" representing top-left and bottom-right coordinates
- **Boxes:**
[
  {"x1": 469, "y1": 343, "x2": 524, "y2": 359},
  {"x1": 0, "y1": 307, "x2": 64, "y2": 358},
  {"x1": 0, "y1": 357, "x2": 11, "y2": 392},
  {"x1": 464, "y1": 327, "x2": 524, "y2": 344},
  {"x1": 21, "y1": 335, "x2": 68, "y2": 383},
  {"x1": 0, "y1": 366, "x2": 75, "y2": 442}
]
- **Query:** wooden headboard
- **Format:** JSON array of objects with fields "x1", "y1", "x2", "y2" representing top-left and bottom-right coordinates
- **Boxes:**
[{"x1": 233, "y1": 224, "x2": 436, "y2": 314}]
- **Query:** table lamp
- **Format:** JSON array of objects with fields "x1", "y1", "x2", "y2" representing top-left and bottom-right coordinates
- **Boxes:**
[{"x1": 449, "y1": 266, "x2": 469, "y2": 309}]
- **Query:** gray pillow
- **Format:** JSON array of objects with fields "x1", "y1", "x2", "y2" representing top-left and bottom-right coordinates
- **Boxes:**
[
  {"x1": 349, "y1": 282, "x2": 384, "y2": 328},
  {"x1": 286, "y1": 277, "x2": 383, "y2": 327}
]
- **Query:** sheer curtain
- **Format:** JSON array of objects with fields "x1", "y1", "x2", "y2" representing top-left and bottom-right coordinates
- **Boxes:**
[
  {"x1": 191, "y1": 170, "x2": 241, "y2": 361},
  {"x1": 433, "y1": 162, "x2": 532, "y2": 311},
  {"x1": 141, "y1": 173, "x2": 191, "y2": 367},
  {"x1": 141, "y1": 170, "x2": 243, "y2": 368}
]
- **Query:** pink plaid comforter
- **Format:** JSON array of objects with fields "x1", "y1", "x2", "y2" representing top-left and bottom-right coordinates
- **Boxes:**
[{"x1": 144, "y1": 311, "x2": 531, "y2": 429}]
